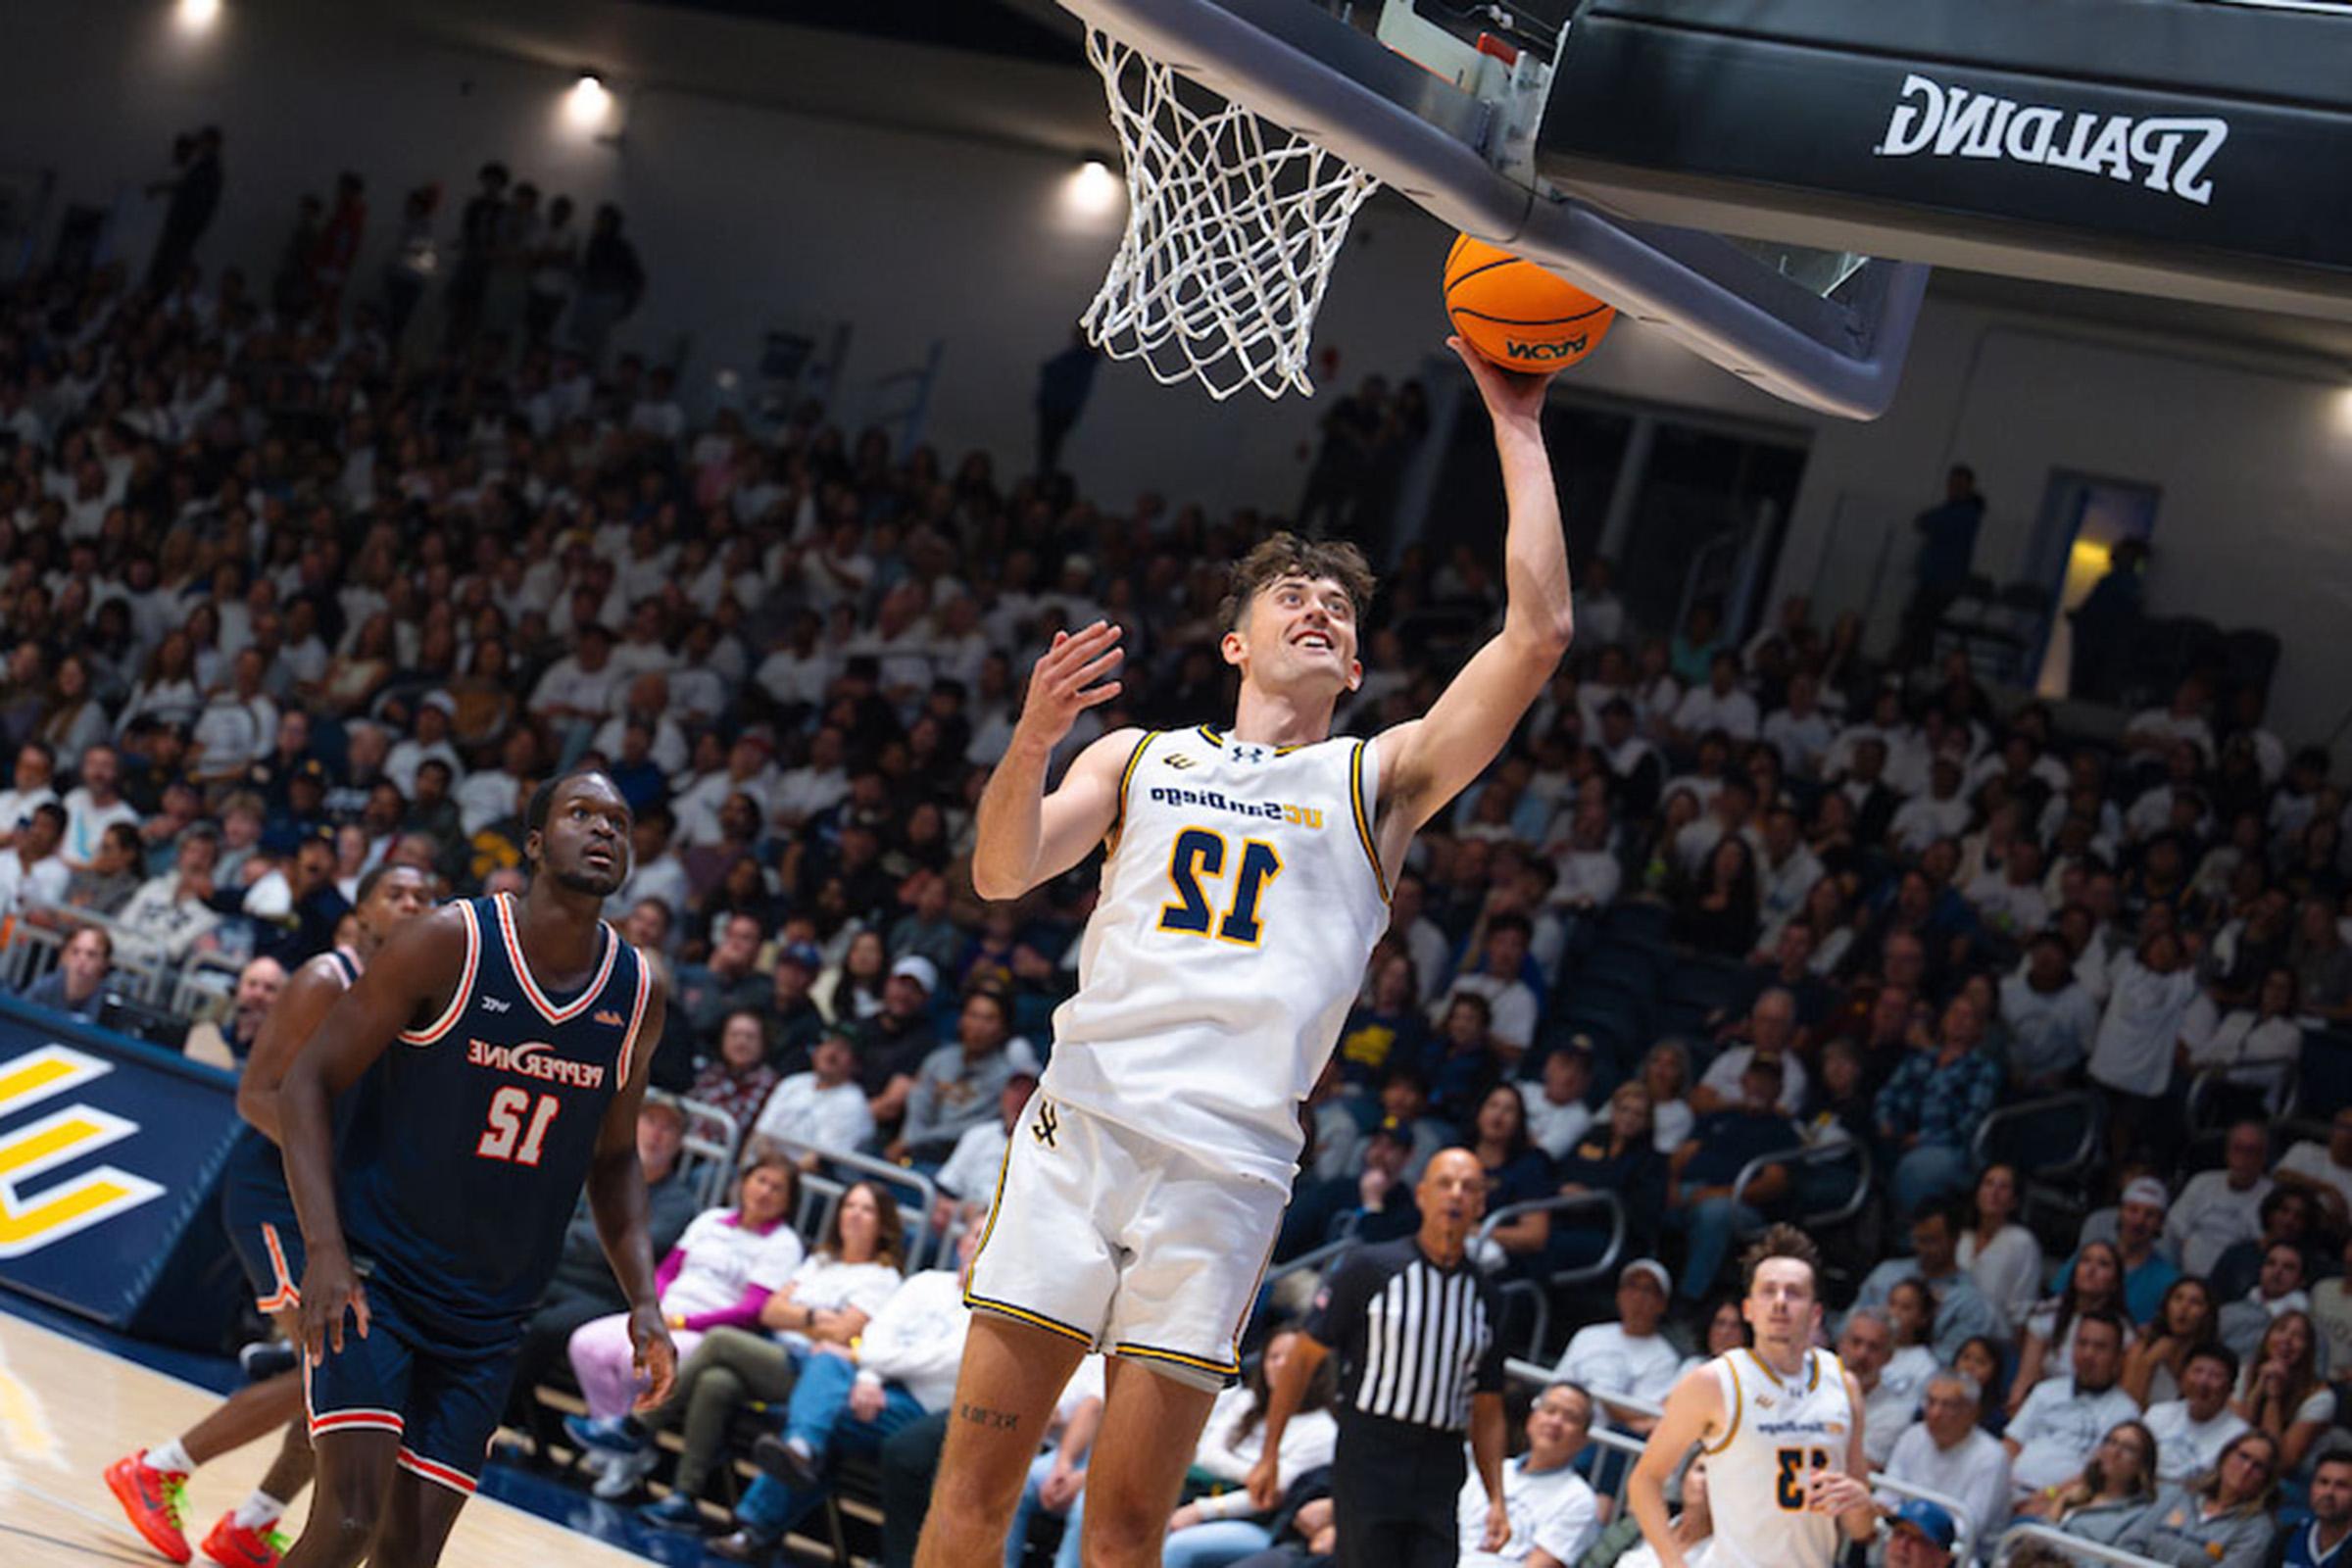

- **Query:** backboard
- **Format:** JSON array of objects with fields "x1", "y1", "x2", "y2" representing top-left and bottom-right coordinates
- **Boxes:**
[{"x1": 1056, "y1": 0, "x2": 2351, "y2": 418}]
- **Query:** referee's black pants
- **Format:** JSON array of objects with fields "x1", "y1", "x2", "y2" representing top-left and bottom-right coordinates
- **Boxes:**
[{"x1": 1331, "y1": 1414, "x2": 1465, "y2": 1568}]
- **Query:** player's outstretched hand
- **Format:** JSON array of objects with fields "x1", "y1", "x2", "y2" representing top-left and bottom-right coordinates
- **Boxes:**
[
  {"x1": 630, "y1": 1300, "x2": 679, "y2": 1410},
  {"x1": 298, "y1": 1249, "x2": 369, "y2": 1364},
  {"x1": 1482, "y1": 1496, "x2": 1512, "y2": 1552},
  {"x1": 1447, "y1": 335, "x2": 1555, "y2": 427},
  {"x1": 1805, "y1": 1468, "x2": 1872, "y2": 1518},
  {"x1": 1245, "y1": 1452, "x2": 1282, "y2": 1512},
  {"x1": 1012, "y1": 621, "x2": 1124, "y2": 753}
]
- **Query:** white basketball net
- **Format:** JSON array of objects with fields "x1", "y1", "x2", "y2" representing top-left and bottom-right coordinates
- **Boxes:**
[{"x1": 1081, "y1": 28, "x2": 1382, "y2": 401}]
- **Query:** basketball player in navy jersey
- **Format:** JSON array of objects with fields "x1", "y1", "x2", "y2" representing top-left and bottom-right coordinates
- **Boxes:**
[
  {"x1": 272, "y1": 770, "x2": 674, "y2": 1568},
  {"x1": 106, "y1": 863, "x2": 432, "y2": 1568}
]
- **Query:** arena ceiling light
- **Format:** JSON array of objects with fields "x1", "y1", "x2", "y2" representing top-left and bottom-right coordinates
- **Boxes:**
[
  {"x1": 566, "y1": 71, "x2": 613, "y2": 133},
  {"x1": 1063, "y1": 156, "x2": 1124, "y2": 220},
  {"x1": 175, "y1": 0, "x2": 221, "y2": 33}
]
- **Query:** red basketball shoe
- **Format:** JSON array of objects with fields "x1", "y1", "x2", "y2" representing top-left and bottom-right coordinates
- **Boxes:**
[
  {"x1": 199, "y1": 1514, "x2": 289, "y2": 1568},
  {"x1": 103, "y1": 1453, "x2": 193, "y2": 1564}
]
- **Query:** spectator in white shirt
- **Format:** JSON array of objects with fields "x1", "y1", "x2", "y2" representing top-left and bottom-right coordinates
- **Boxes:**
[
  {"x1": 0, "y1": 739, "x2": 61, "y2": 849},
  {"x1": 188, "y1": 649, "x2": 280, "y2": 786},
  {"x1": 2006, "y1": 1309, "x2": 2143, "y2": 1496},
  {"x1": 384, "y1": 693, "x2": 466, "y2": 798},
  {"x1": 2143, "y1": 1345, "x2": 2251, "y2": 1487},
  {"x1": 770, "y1": 724, "x2": 852, "y2": 832},
  {"x1": 930, "y1": 1071, "x2": 1036, "y2": 1233},
  {"x1": 1454, "y1": 1381, "x2": 1602, "y2": 1568},
  {"x1": 750, "y1": 1032, "x2": 877, "y2": 1166},
  {"x1": 2271, "y1": 1106, "x2": 2352, "y2": 1232},
  {"x1": 1958, "y1": 1163, "x2": 2043, "y2": 1338},
  {"x1": 589, "y1": 673, "x2": 690, "y2": 778},
  {"x1": 1690, "y1": 987, "x2": 1806, "y2": 1117},
  {"x1": 2179, "y1": 967, "x2": 2303, "y2": 1115},
  {"x1": 2087, "y1": 930, "x2": 2200, "y2": 1157},
  {"x1": 1882, "y1": 1370, "x2": 2012, "y2": 1544},
  {"x1": 2124, "y1": 681, "x2": 2216, "y2": 763},
  {"x1": 753, "y1": 610, "x2": 831, "y2": 718},
  {"x1": 1669, "y1": 653, "x2": 1760, "y2": 744},
  {"x1": 1519, "y1": 1044, "x2": 1595, "y2": 1163},
  {"x1": 1888, "y1": 756, "x2": 1972, "y2": 856},
  {"x1": 2166, "y1": 1122, "x2": 2274, "y2": 1279},
  {"x1": 1555, "y1": 1260, "x2": 1682, "y2": 1435},
  {"x1": 1762, "y1": 672, "x2": 1838, "y2": 775},
  {"x1": 1546, "y1": 795, "x2": 1623, "y2": 915},
  {"x1": 1428, "y1": 913, "x2": 1541, "y2": 1058},
  {"x1": 1752, "y1": 807, "x2": 1824, "y2": 944},
  {"x1": 565, "y1": 1156, "x2": 807, "y2": 1421},
  {"x1": 0, "y1": 801, "x2": 71, "y2": 916},
  {"x1": 1963, "y1": 838, "x2": 2049, "y2": 939},
  {"x1": 526, "y1": 620, "x2": 621, "y2": 751},
  {"x1": 113, "y1": 826, "x2": 225, "y2": 960},
  {"x1": 60, "y1": 744, "x2": 141, "y2": 869},
  {"x1": 1161, "y1": 1328, "x2": 1346, "y2": 1566},
  {"x1": 1839, "y1": 1305, "x2": 1922, "y2": 1468},
  {"x1": 674, "y1": 732, "x2": 781, "y2": 850},
  {"x1": 2000, "y1": 934, "x2": 2102, "y2": 1093}
]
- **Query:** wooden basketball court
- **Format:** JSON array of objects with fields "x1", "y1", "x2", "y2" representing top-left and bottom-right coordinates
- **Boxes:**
[{"x1": 0, "y1": 1308, "x2": 658, "y2": 1568}]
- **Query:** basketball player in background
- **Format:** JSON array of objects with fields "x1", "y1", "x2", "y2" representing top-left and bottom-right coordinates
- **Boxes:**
[
  {"x1": 1629, "y1": 1226, "x2": 1877, "y2": 1568},
  {"x1": 272, "y1": 770, "x2": 673, "y2": 1568},
  {"x1": 106, "y1": 863, "x2": 433, "y2": 1568},
  {"x1": 917, "y1": 338, "x2": 1575, "y2": 1568}
]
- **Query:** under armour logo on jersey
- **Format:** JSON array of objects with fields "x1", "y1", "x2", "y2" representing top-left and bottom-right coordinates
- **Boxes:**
[
  {"x1": 1030, "y1": 1102, "x2": 1059, "y2": 1148},
  {"x1": 1232, "y1": 745, "x2": 1269, "y2": 765},
  {"x1": 481, "y1": 996, "x2": 512, "y2": 1013}
]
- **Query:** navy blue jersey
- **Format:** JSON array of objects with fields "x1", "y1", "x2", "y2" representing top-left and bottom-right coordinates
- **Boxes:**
[
  {"x1": 221, "y1": 947, "x2": 366, "y2": 1212},
  {"x1": 339, "y1": 896, "x2": 650, "y2": 1346}
]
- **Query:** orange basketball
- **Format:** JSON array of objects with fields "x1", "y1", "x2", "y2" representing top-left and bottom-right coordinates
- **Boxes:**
[{"x1": 1443, "y1": 233, "x2": 1614, "y2": 372}]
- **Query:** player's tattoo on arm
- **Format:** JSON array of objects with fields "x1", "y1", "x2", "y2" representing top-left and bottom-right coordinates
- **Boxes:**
[{"x1": 957, "y1": 1402, "x2": 1020, "y2": 1432}]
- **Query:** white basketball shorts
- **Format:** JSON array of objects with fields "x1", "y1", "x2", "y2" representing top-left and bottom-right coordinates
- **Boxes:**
[{"x1": 961, "y1": 1091, "x2": 1289, "y2": 1391}]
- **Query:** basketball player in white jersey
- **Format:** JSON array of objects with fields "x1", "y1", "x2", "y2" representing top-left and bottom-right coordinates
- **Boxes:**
[
  {"x1": 1630, "y1": 1227, "x2": 1878, "y2": 1568},
  {"x1": 915, "y1": 339, "x2": 1575, "y2": 1568}
]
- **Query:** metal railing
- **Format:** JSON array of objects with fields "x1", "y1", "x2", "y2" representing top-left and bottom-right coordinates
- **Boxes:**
[
  {"x1": 1973, "y1": 1092, "x2": 2103, "y2": 1176},
  {"x1": 1477, "y1": 1191, "x2": 1628, "y2": 1359},
  {"x1": 2183, "y1": 1061, "x2": 2298, "y2": 1128},
  {"x1": 1996, "y1": 1521, "x2": 2170, "y2": 1568},
  {"x1": 651, "y1": 1091, "x2": 743, "y2": 1211},
  {"x1": 1730, "y1": 1139, "x2": 1876, "y2": 1226},
  {"x1": 784, "y1": 1145, "x2": 949, "y2": 1275}
]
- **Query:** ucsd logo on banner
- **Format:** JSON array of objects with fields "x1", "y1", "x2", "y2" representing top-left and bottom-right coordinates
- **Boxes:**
[{"x1": 0, "y1": 1044, "x2": 167, "y2": 1258}]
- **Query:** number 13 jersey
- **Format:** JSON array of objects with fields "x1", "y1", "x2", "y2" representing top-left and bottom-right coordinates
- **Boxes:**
[
  {"x1": 1699, "y1": 1348, "x2": 1856, "y2": 1568},
  {"x1": 1040, "y1": 727, "x2": 1393, "y2": 1190}
]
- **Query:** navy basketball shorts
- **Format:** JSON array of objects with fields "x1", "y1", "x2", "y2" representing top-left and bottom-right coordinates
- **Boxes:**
[
  {"x1": 220, "y1": 1182, "x2": 306, "y2": 1317},
  {"x1": 301, "y1": 1280, "x2": 519, "y2": 1497}
]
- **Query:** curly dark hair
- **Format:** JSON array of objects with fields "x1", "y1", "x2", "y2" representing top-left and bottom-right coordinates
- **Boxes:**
[{"x1": 1216, "y1": 531, "x2": 1377, "y2": 634}]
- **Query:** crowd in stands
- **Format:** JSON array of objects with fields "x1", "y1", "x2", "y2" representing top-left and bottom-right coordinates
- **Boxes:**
[{"x1": 2, "y1": 142, "x2": 2350, "y2": 1568}]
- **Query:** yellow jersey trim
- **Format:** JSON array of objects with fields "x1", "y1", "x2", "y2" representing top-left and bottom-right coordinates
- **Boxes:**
[
  {"x1": 1196, "y1": 725, "x2": 1304, "y2": 756},
  {"x1": 1105, "y1": 729, "x2": 1160, "y2": 856},
  {"x1": 1111, "y1": 1341, "x2": 1243, "y2": 1378},
  {"x1": 965, "y1": 1292, "x2": 1096, "y2": 1348},
  {"x1": 1349, "y1": 739, "x2": 1390, "y2": 904},
  {"x1": 1703, "y1": 1353, "x2": 1744, "y2": 1455}
]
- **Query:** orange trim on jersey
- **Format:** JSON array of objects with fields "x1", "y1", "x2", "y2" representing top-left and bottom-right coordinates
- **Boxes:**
[
  {"x1": 1703, "y1": 1354, "x2": 1744, "y2": 1454},
  {"x1": 254, "y1": 1222, "x2": 301, "y2": 1313},
  {"x1": 1348, "y1": 740, "x2": 1390, "y2": 903},
  {"x1": 399, "y1": 900, "x2": 479, "y2": 1045},
  {"x1": 397, "y1": 1447, "x2": 478, "y2": 1494},
  {"x1": 495, "y1": 892, "x2": 618, "y2": 1026},
  {"x1": 614, "y1": 947, "x2": 652, "y2": 1087}
]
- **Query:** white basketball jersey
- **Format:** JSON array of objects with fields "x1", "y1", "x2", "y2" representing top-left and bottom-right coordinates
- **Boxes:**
[
  {"x1": 1698, "y1": 1348, "x2": 1855, "y2": 1568},
  {"x1": 1040, "y1": 726, "x2": 1392, "y2": 1189}
]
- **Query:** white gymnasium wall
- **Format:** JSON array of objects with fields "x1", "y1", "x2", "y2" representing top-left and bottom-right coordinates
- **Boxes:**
[{"x1": 4, "y1": 2, "x2": 2350, "y2": 744}]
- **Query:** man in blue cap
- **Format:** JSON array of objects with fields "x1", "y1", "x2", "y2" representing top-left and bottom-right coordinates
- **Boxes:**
[{"x1": 1887, "y1": 1498, "x2": 1958, "y2": 1568}]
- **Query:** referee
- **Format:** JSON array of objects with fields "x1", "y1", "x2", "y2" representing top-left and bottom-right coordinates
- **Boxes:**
[{"x1": 1250, "y1": 1148, "x2": 1509, "y2": 1568}]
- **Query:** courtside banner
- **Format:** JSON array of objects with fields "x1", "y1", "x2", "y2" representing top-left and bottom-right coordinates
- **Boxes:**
[{"x1": 0, "y1": 995, "x2": 248, "y2": 1343}]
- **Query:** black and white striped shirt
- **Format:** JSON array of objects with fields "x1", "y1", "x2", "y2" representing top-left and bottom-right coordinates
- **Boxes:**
[{"x1": 1305, "y1": 1236, "x2": 1505, "y2": 1432}]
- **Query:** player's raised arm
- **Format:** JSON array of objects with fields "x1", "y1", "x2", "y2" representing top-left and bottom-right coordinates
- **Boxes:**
[
  {"x1": 1629, "y1": 1362, "x2": 1725, "y2": 1568},
  {"x1": 233, "y1": 955, "x2": 353, "y2": 1145},
  {"x1": 971, "y1": 620, "x2": 1137, "y2": 901},
  {"x1": 1372, "y1": 339, "x2": 1574, "y2": 861},
  {"x1": 278, "y1": 906, "x2": 468, "y2": 1361},
  {"x1": 585, "y1": 964, "x2": 677, "y2": 1408}
]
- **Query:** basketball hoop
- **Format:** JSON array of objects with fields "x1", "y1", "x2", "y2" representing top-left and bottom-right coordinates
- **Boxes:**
[{"x1": 1079, "y1": 26, "x2": 1381, "y2": 402}]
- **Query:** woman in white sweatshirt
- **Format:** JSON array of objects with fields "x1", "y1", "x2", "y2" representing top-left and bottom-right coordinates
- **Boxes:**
[{"x1": 1157, "y1": 1328, "x2": 1341, "y2": 1568}]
